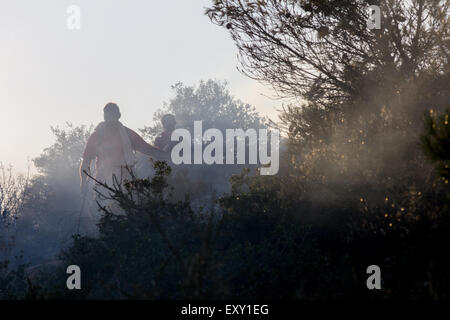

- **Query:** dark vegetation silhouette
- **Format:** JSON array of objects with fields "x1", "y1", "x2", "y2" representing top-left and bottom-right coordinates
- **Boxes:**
[{"x1": 1, "y1": 0, "x2": 449, "y2": 299}]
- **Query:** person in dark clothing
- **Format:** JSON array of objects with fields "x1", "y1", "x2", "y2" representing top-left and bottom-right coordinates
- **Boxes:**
[{"x1": 154, "y1": 114, "x2": 176, "y2": 152}]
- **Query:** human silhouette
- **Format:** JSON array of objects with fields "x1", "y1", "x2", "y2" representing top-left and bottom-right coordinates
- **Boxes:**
[
  {"x1": 80, "y1": 103, "x2": 167, "y2": 195},
  {"x1": 154, "y1": 114, "x2": 177, "y2": 152}
]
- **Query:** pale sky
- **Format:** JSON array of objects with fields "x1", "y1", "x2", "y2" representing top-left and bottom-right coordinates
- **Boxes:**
[{"x1": 0, "y1": 0, "x2": 283, "y2": 174}]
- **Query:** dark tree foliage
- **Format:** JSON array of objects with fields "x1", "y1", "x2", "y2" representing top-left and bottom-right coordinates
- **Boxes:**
[
  {"x1": 12, "y1": 163, "x2": 322, "y2": 300},
  {"x1": 421, "y1": 109, "x2": 450, "y2": 182},
  {"x1": 206, "y1": 2, "x2": 449, "y2": 193},
  {"x1": 207, "y1": 0, "x2": 449, "y2": 107},
  {"x1": 202, "y1": 0, "x2": 450, "y2": 300}
]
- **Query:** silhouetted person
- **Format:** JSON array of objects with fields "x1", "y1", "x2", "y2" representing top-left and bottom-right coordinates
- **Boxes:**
[
  {"x1": 154, "y1": 114, "x2": 177, "y2": 152},
  {"x1": 80, "y1": 103, "x2": 166, "y2": 195}
]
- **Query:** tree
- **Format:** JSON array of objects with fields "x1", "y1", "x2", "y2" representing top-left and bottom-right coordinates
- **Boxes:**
[
  {"x1": 12, "y1": 124, "x2": 93, "y2": 265},
  {"x1": 207, "y1": 0, "x2": 449, "y2": 108},
  {"x1": 205, "y1": 1, "x2": 450, "y2": 299},
  {"x1": 140, "y1": 79, "x2": 266, "y2": 140},
  {"x1": 207, "y1": 0, "x2": 449, "y2": 203},
  {"x1": 33, "y1": 123, "x2": 92, "y2": 190},
  {"x1": 421, "y1": 109, "x2": 450, "y2": 183}
]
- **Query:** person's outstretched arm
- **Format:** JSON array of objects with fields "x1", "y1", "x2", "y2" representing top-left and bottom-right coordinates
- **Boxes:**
[{"x1": 127, "y1": 128, "x2": 170, "y2": 161}]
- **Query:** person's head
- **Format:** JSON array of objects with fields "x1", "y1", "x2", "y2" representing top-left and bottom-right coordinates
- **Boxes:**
[
  {"x1": 103, "y1": 103, "x2": 121, "y2": 122},
  {"x1": 161, "y1": 114, "x2": 176, "y2": 131}
]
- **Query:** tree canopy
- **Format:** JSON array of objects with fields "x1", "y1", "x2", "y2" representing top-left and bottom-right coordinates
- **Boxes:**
[{"x1": 207, "y1": 0, "x2": 449, "y2": 108}]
